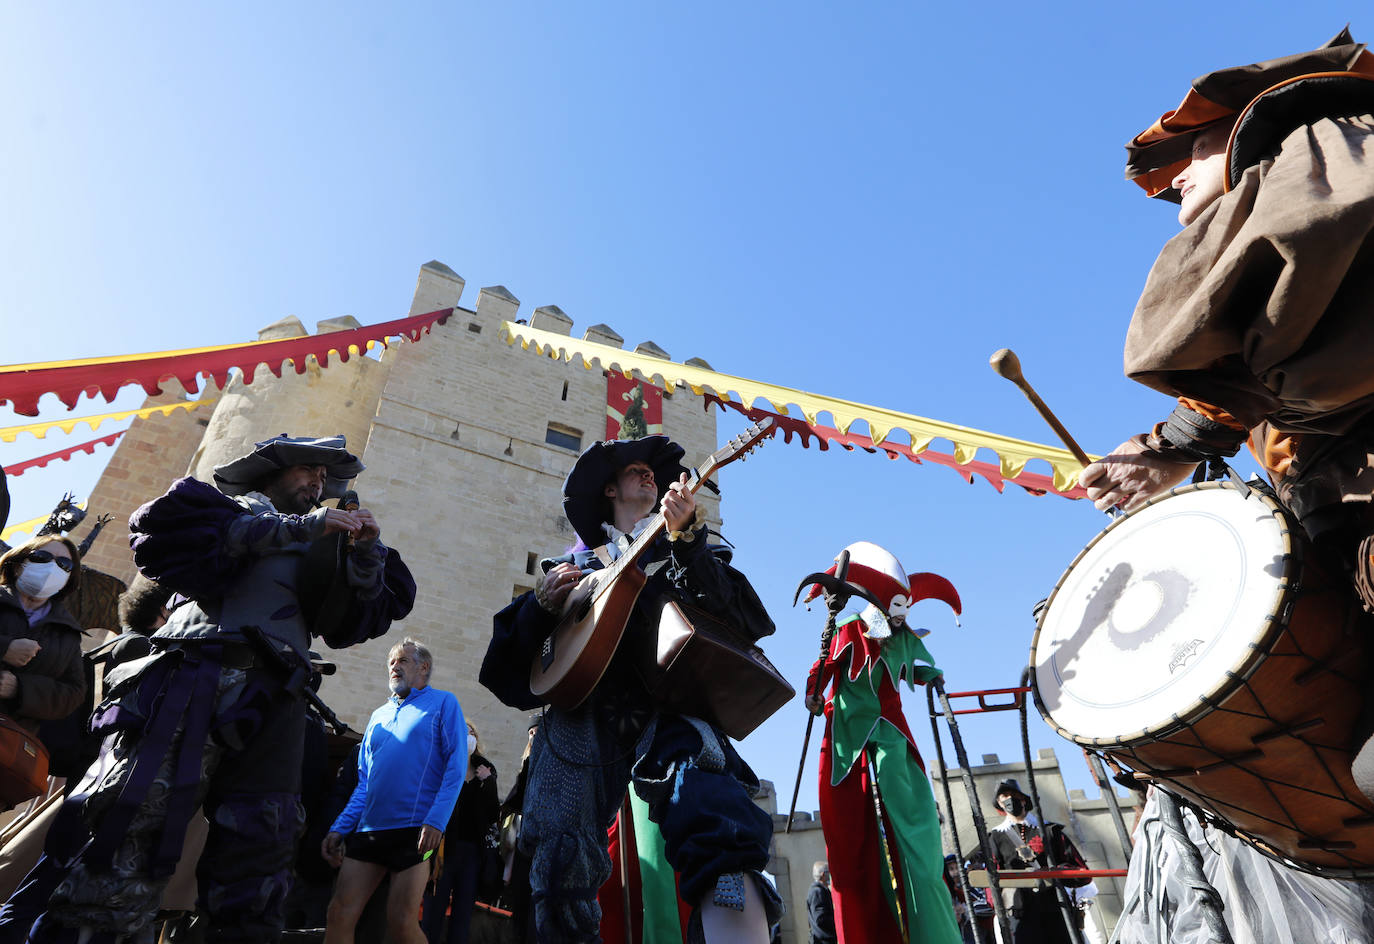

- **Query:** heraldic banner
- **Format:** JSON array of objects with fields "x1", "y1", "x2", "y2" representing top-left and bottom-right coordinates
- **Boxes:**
[{"x1": 606, "y1": 374, "x2": 663, "y2": 441}]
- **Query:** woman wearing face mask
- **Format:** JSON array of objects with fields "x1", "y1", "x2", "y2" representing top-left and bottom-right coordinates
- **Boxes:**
[
  {"x1": 422, "y1": 722, "x2": 499, "y2": 944},
  {"x1": 0, "y1": 536, "x2": 87, "y2": 734}
]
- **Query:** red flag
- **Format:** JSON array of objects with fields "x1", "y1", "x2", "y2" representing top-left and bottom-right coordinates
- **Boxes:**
[{"x1": 605, "y1": 375, "x2": 664, "y2": 440}]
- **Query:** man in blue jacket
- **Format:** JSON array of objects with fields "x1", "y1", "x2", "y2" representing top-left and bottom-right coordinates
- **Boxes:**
[{"x1": 322, "y1": 638, "x2": 466, "y2": 944}]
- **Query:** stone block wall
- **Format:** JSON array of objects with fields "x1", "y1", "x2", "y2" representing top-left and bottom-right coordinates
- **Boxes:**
[
  {"x1": 186, "y1": 316, "x2": 391, "y2": 486},
  {"x1": 77, "y1": 379, "x2": 221, "y2": 592},
  {"x1": 931, "y1": 748, "x2": 1135, "y2": 937},
  {"x1": 318, "y1": 262, "x2": 723, "y2": 782},
  {"x1": 71, "y1": 258, "x2": 731, "y2": 820}
]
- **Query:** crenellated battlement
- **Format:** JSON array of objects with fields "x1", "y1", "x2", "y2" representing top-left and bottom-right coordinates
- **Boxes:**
[{"x1": 78, "y1": 259, "x2": 725, "y2": 796}]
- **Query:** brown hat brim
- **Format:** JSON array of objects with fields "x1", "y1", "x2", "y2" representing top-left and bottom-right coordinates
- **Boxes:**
[{"x1": 1125, "y1": 27, "x2": 1374, "y2": 200}]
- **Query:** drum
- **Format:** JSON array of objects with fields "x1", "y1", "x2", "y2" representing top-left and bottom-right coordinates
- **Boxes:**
[{"x1": 1032, "y1": 481, "x2": 1374, "y2": 875}]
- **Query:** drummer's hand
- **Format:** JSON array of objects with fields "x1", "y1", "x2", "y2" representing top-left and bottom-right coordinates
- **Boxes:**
[
  {"x1": 1078, "y1": 436, "x2": 1195, "y2": 513},
  {"x1": 804, "y1": 693, "x2": 825, "y2": 716}
]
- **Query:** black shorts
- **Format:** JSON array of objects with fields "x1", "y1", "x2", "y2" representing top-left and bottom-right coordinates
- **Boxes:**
[{"x1": 345, "y1": 827, "x2": 433, "y2": 873}]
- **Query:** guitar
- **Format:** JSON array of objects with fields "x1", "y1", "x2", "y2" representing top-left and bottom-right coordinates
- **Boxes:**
[{"x1": 529, "y1": 418, "x2": 775, "y2": 710}]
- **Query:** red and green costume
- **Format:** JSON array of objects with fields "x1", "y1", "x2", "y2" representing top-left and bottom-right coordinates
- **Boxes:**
[{"x1": 809, "y1": 616, "x2": 961, "y2": 944}]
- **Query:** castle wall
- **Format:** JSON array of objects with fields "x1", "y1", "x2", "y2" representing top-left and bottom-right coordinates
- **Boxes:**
[
  {"x1": 931, "y1": 748, "x2": 1135, "y2": 937},
  {"x1": 316, "y1": 263, "x2": 723, "y2": 784},
  {"x1": 186, "y1": 315, "x2": 391, "y2": 487},
  {"x1": 77, "y1": 379, "x2": 220, "y2": 591},
  {"x1": 74, "y1": 260, "x2": 725, "y2": 783}
]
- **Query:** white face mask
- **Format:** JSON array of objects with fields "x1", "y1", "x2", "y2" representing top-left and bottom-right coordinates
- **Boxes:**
[
  {"x1": 16, "y1": 562, "x2": 69, "y2": 601},
  {"x1": 468, "y1": 734, "x2": 477, "y2": 755}
]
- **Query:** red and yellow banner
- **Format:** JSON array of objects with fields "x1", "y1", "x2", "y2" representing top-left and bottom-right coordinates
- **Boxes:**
[
  {"x1": 0, "y1": 308, "x2": 452, "y2": 416},
  {"x1": 0, "y1": 399, "x2": 212, "y2": 444},
  {"x1": 502, "y1": 321, "x2": 1094, "y2": 497},
  {"x1": 2, "y1": 431, "x2": 124, "y2": 478}
]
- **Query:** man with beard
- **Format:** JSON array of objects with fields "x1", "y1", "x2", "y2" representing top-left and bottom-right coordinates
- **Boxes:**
[
  {"x1": 321, "y1": 638, "x2": 465, "y2": 944},
  {"x1": 4, "y1": 434, "x2": 416, "y2": 944}
]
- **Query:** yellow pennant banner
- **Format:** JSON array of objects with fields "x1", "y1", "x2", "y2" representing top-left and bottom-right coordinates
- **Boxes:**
[
  {"x1": 0, "y1": 399, "x2": 212, "y2": 444},
  {"x1": 500, "y1": 321, "x2": 1093, "y2": 493}
]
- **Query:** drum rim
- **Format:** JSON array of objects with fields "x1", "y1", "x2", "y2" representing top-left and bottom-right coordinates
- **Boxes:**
[{"x1": 1030, "y1": 480, "x2": 1299, "y2": 747}]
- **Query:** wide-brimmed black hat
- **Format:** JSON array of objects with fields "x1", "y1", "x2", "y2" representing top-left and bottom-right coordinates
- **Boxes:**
[
  {"x1": 213, "y1": 434, "x2": 364, "y2": 500},
  {"x1": 992, "y1": 779, "x2": 1032, "y2": 808},
  {"x1": 562, "y1": 435, "x2": 687, "y2": 548}
]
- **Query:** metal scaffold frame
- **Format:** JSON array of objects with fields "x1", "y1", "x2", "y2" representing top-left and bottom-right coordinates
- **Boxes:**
[{"x1": 924, "y1": 670, "x2": 1133, "y2": 944}]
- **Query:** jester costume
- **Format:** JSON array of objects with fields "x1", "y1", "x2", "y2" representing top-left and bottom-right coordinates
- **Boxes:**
[
  {"x1": 810, "y1": 618, "x2": 960, "y2": 944},
  {"x1": 804, "y1": 543, "x2": 961, "y2": 944}
]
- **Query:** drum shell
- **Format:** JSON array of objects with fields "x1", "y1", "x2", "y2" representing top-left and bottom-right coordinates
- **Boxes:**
[{"x1": 1033, "y1": 482, "x2": 1374, "y2": 874}]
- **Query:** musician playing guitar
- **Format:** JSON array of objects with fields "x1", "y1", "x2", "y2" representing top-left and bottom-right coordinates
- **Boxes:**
[{"x1": 480, "y1": 433, "x2": 781, "y2": 944}]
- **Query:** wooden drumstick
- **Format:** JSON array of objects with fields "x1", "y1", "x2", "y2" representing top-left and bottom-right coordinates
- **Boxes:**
[{"x1": 989, "y1": 348, "x2": 1093, "y2": 468}]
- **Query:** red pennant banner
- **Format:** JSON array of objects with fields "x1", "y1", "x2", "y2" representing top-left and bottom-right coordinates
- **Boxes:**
[
  {"x1": 0, "y1": 308, "x2": 453, "y2": 417},
  {"x1": 706, "y1": 396, "x2": 1088, "y2": 499},
  {"x1": 3, "y1": 431, "x2": 125, "y2": 477}
]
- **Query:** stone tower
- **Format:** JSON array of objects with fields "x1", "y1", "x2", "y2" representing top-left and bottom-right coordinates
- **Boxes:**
[
  {"x1": 329, "y1": 263, "x2": 720, "y2": 778},
  {"x1": 76, "y1": 260, "x2": 721, "y2": 780}
]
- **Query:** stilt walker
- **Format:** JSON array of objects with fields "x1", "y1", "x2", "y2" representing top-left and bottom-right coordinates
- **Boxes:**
[{"x1": 802, "y1": 541, "x2": 963, "y2": 944}]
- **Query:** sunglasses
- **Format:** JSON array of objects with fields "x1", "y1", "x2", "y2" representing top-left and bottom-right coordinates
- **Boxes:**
[{"x1": 26, "y1": 549, "x2": 75, "y2": 573}]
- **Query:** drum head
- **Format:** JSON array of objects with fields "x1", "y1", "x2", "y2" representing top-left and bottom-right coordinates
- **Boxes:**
[{"x1": 1034, "y1": 483, "x2": 1294, "y2": 744}]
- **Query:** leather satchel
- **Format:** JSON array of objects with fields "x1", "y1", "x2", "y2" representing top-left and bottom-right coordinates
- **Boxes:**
[
  {"x1": 636, "y1": 595, "x2": 794, "y2": 740},
  {"x1": 0, "y1": 715, "x2": 49, "y2": 808}
]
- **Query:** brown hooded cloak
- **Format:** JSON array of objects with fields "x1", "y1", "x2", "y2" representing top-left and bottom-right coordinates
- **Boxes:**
[{"x1": 1121, "y1": 29, "x2": 1374, "y2": 523}]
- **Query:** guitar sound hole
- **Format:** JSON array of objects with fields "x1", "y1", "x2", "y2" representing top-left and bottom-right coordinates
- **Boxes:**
[{"x1": 576, "y1": 596, "x2": 592, "y2": 621}]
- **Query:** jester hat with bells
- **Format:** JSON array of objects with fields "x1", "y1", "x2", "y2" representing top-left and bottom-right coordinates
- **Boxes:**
[{"x1": 802, "y1": 540, "x2": 961, "y2": 640}]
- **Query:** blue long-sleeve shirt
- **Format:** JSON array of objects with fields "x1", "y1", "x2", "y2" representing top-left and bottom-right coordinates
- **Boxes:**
[{"x1": 331, "y1": 685, "x2": 467, "y2": 834}]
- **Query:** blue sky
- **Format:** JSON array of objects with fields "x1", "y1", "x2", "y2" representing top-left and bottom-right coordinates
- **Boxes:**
[{"x1": 1, "y1": 4, "x2": 1360, "y2": 816}]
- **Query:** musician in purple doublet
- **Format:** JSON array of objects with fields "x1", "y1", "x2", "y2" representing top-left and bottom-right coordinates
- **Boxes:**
[
  {"x1": 480, "y1": 434, "x2": 781, "y2": 944},
  {"x1": 0, "y1": 434, "x2": 416, "y2": 944}
]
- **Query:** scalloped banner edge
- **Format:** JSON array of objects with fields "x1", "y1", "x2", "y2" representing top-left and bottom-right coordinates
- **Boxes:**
[
  {"x1": 0, "y1": 309, "x2": 452, "y2": 416},
  {"x1": 0, "y1": 398, "x2": 213, "y2": 444},
  {"x1": 500, "y1": 322, "x2": 1091, "y2": 496}
]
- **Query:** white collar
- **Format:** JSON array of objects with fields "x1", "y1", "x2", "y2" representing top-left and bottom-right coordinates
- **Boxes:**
[
  {"x1": 992, "y1": 812, "x2": 1041, "y2": 832},
  {"x1": 599, "y1": 517, "x2": 652, "y2": 559}
]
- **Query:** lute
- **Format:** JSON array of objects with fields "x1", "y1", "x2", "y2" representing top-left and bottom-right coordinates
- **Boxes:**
[{"x1": 529, "y1": 418, "x2": 774, "y2": 710}]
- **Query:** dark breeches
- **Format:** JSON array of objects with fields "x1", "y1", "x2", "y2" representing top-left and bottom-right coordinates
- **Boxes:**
[{"x1": 0, "y1": 649, "x2": 307, "y2": 944}]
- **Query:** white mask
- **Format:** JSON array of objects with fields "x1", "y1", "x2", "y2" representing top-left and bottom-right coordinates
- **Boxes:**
[
  {"x1": 16, "y1": 562, "x2": 69, "y2": 601},
  {"x1": 468, "y1": 734, "x2": 477, "y2": 755}
]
